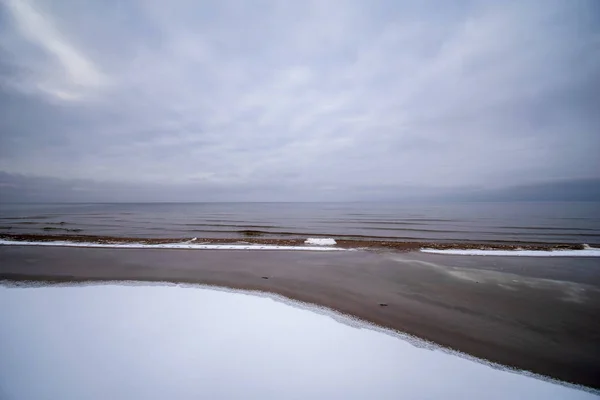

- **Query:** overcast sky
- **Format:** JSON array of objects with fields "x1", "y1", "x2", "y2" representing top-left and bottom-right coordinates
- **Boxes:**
[{"x1": 0, "y1": 0, "x2": 599, "y2": 201}]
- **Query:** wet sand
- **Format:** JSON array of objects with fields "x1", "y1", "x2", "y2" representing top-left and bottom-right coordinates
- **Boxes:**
[{"x1": 1, "y1": 245, "x2": 599, "y2": 389}]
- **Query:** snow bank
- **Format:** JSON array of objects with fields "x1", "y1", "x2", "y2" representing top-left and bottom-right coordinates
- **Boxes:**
[
  {"x1": 304, "y1": 238, "x2": 337, "y2": 246},
  {"x1": 0, "y1": 239, "x2": 345, "y2": 251},
  {"x1": 0, "y1": 284, "x2": 595, "y2": 399},
  {"x1": 421, "y1": 247, "x2": 600, "y2": 257}
]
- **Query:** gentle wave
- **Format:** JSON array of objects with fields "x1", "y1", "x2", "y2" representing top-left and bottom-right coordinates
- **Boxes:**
[
  {"x1": 179, "y1": 223, "x2": 283, "y2": 229},
  {"x1": 497, "y1": 226, "x2": 599, "y2": 232},
  {"x1": 3, "y1": 224, "x2": 597, "y2": 244},
  {"x1": 2, "y1": 202, "x2": 598, "y2": 246}
]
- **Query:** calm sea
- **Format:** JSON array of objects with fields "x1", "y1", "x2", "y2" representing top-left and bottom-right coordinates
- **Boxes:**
[{"x1": 0, "y1": 202, "x2": 599, "y2": 245}]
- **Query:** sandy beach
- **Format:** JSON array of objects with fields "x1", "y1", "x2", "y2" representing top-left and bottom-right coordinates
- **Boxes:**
[{"x1": 1, "y1": 245, "x2": 599, "y2": 389}]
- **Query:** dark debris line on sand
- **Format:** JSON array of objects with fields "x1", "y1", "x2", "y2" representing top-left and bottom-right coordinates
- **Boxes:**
[{"x1": 0, "y1": 233, "x2": 588, "y2": 252}]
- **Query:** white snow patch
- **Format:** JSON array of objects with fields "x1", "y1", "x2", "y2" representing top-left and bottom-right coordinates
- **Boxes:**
[
  {"x1": 304, "y1": 238, "x2": 337, "y2": 245},
  {"x1": 0, "y1": 239, "x2": 345, "y2": 251},
  {"x1": 0, "y1": 283, "x2": 596, "y2": 399},
  {"x1": 421, "y1": 247, "x2": 600, "y2": 257}
]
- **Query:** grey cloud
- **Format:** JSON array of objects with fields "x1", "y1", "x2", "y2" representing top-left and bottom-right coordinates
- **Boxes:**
[{"x1": 0, "y1": 0, "x2": 599, "y2": 201}]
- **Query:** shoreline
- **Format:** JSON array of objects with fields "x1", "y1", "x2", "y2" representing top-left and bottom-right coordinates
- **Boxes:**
[
  {"x1": 0, "y1": 233, "x2": 593, "y2": 251},
  {"x1": 1, "y1": 245, "x2": 599, "y2": 389}
]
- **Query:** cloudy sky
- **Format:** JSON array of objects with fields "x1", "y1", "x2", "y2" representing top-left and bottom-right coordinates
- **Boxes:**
[{"x1": 0, "y1": 0, "x2": 599, "y2": 201}]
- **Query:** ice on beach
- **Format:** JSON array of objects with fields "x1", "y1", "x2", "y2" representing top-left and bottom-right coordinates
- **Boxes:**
[
  {"x1": 0, "y1": 284, "x2": 596, "y2": 400},
  {"x1": 304, "y1": 238, "x2": 337, "y2": 245},
  {"x1": 421, "y1": 247, "x2": 600, "y2": 257},
  {"x1": 0, "y1": 239, "x2": 344, "y2": 251}
]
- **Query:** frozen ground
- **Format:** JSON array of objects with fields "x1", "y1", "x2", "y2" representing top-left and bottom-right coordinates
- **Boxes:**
[{"x1": 0, "y1": 284, "x2": 596, "y2": 400}]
